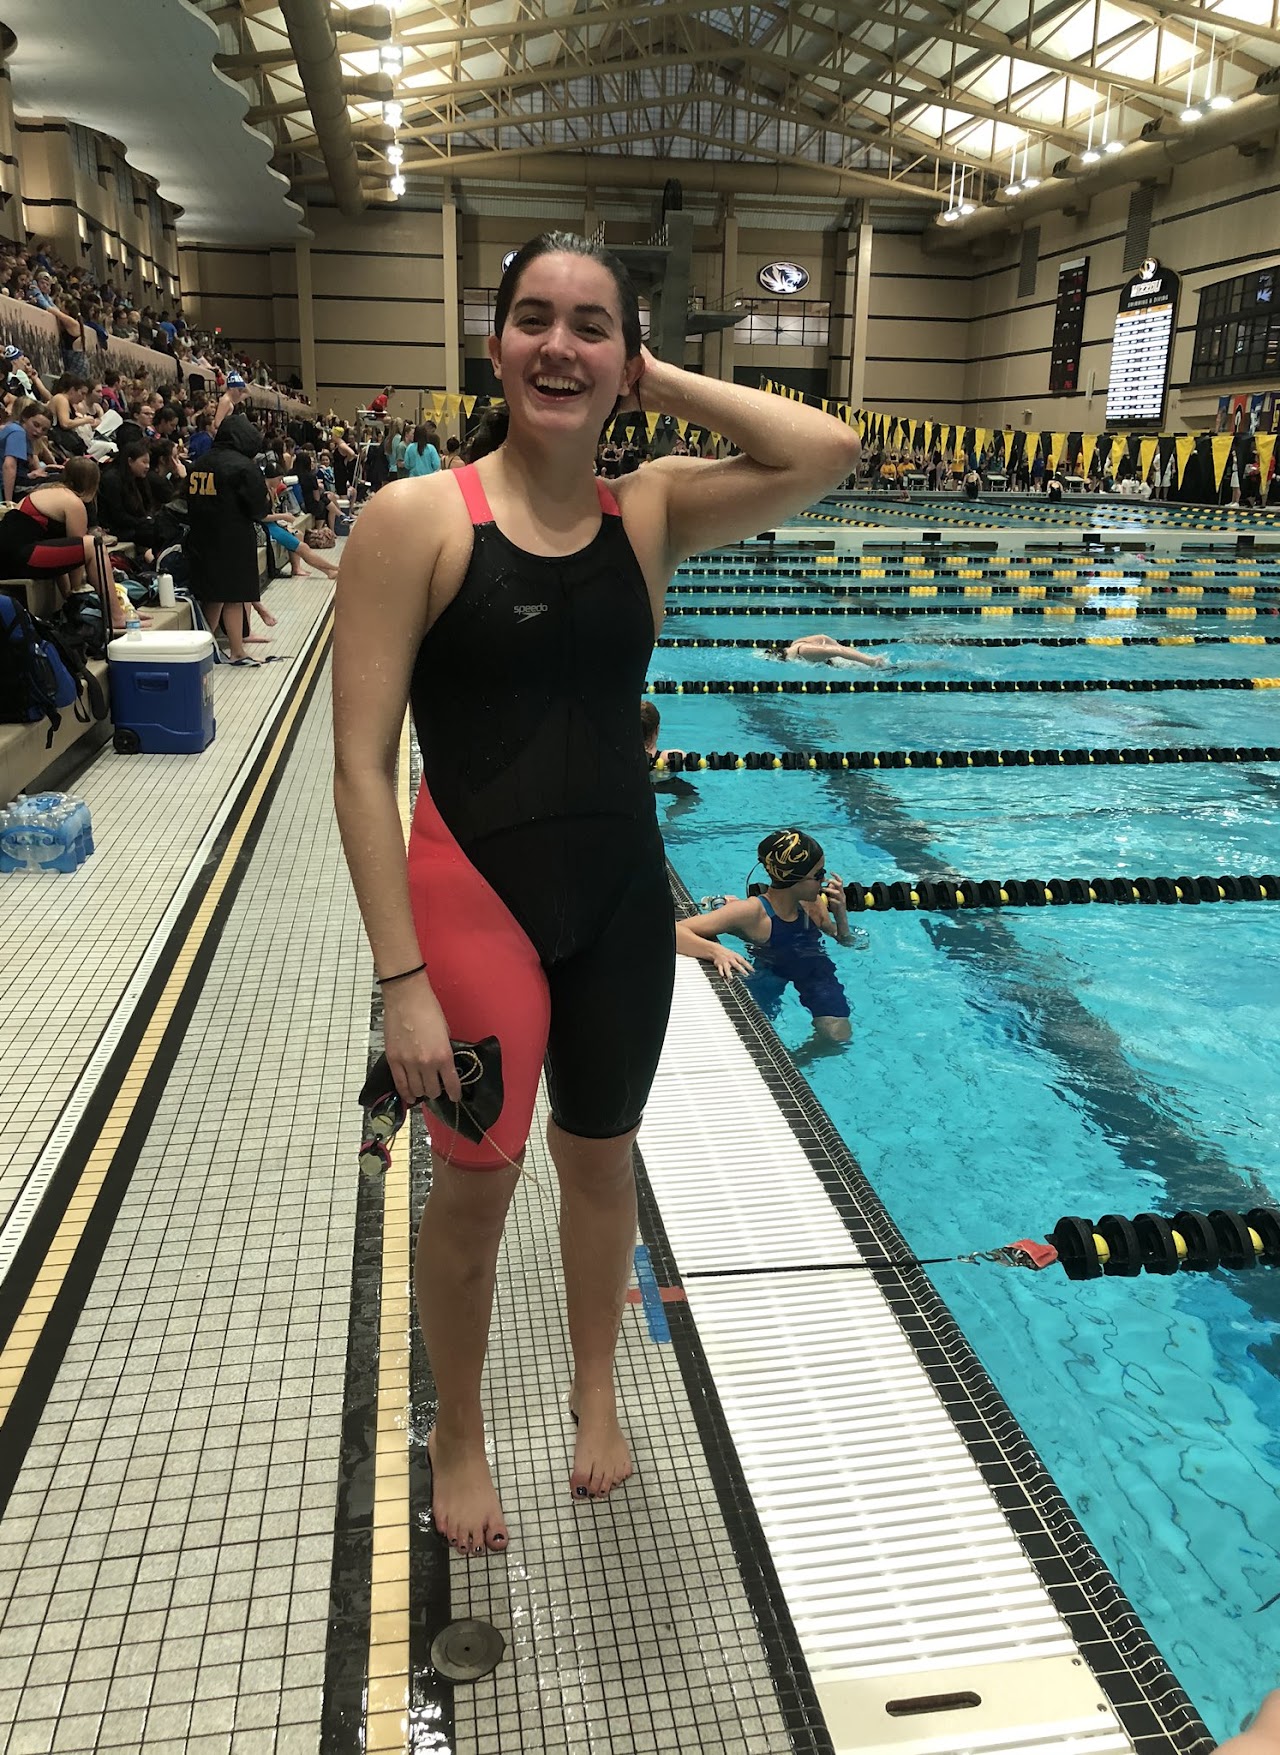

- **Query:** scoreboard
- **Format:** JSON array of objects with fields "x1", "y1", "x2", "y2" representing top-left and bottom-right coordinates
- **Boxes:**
[
  {"x1": 1049, "y1": 257, "x2": 1089, "y2": 396},
  {"x1": 1106, "y1": 258, "x2": 1179, "y2": 426}
]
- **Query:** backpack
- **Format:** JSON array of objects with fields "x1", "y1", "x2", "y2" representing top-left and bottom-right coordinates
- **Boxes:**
[
  {"x1": 59, "y1": 592, "x2": 109, "y2": 662},
  {"x1": 0, "y1": 591, "x2": 91, "y2": 748}
]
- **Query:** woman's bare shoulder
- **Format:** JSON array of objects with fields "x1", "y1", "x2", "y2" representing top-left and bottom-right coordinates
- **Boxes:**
[{"x1": 340, "y1": 471, "x2": 474, "y2": 616}]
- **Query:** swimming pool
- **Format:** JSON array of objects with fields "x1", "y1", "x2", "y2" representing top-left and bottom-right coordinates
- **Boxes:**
[{"x1": 657, "y1": 543, "x2": 1280, "y2": 1745}]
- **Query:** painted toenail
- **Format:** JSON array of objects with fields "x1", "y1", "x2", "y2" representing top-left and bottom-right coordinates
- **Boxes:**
[{"x1": 575, "y1": 1486, "x2": 588, "y2": 1498}]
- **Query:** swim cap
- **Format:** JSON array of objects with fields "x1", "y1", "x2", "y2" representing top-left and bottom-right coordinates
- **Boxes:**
[
  {"x1": 2, "y1": 345, "x2": 20, "y2": 360},
  {"x1": 226, "y1": 371, "x2": 246, "y2": 388},
  {"x1": 759, "y1": 829, "x2": 823, "y2": 886}
]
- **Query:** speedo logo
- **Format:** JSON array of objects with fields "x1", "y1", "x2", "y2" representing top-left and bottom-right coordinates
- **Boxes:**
[{"x1": 514, "y1": 603, "x2": 548, "y2": 622}]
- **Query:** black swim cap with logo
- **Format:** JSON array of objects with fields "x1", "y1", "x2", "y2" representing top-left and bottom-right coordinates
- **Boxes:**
[{"x1": 758, "y1": 829, "x2": 824, "y2": 887}]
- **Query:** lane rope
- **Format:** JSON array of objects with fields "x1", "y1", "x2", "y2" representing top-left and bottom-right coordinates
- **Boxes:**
[
  {"x1": 653, "y1": 744, "x2": 1280, "y2": 771},
  {"x1": 668, "y1": 579, "x2": 1280, "y2": 599},
  {"x1": 829, "y1": 871, "x2": 1280, "y2": 910},
  {"x1": 777, "y1": 1208, "x2": 1280, "y2": 1281},
  {"x1": 663, "y1": 603, "x2": 1276, "y2": 618},
  {"x1": 647, "y1": 675, "x2": 1277, "y2": 696},
  {"x1": 657, "y1": 634, "x2": 1280, "y2": 648}
]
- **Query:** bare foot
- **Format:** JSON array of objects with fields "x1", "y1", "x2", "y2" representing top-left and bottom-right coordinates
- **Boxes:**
[
  {"x1": 426, "y1": 1429, "x2": 509, "y2": 1556},
  {"x1": 568, "y1": 1382, "x2": 633, "y2": 1501},
  {"x1": 255, "y1": 608, "x2": 278, "y2": 626}
]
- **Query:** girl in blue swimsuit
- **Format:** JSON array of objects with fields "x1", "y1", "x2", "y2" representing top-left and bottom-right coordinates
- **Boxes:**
[{"x1": 677, "y1": 829, "x2": 855, "y2": 1048}]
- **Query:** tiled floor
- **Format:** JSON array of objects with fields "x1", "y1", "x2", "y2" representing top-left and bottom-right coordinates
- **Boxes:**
[
  {"x1": 0, "y1": 576, "x2": 336, "y2": 1228},
  {"x1": 0, "y1": 569, "x2": 1210, "y2": 1754},
  {"x1": 0, "y1": 646, "x2": 363, "y2": 1755},
  {"x1": 447, "y1": 1117, "x2": 793, "y2": 1755}
]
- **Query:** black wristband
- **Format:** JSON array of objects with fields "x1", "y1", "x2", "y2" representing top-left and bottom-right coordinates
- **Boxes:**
[{"x1": 377, "y1": 963, "x2": 425, "y2": 986}]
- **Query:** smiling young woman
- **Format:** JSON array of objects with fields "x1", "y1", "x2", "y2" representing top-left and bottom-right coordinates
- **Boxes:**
[{"x1": 332, "y1": 231, "x2": 859, "y2": 1560}]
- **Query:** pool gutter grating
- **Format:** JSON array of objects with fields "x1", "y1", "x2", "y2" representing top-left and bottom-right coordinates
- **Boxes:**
[{"x1": 656, "y1": 866, "x2": 1214, "y2": 1755}]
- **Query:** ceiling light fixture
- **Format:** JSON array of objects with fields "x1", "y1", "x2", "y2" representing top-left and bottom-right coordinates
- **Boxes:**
[
  {"x1": 379, "y1": 44, "x2": 403, "y2": 71},
  {"x1": 1018, "y1": 137, "x2": 1040, "y2": 191},
  {"x1": 390, "y1": 172, "x2": 406, "y2": 196},
  {"x1": 1204, "y1": 30, "x2": 1219, "y2": 109},
  {"x1": 1082, "y1": 85, "x2": 1100, "y2": 162},
  {"x1": 1181, "y1": 24, "x2": 1202, "y2": 121},
  {"x1": 383, "y1": 99, "x2": 403, "y2": 129},
  {"x1": 941, "y1": 161, "x2": 960, "y2": 222},
  {"x1": 1099, "y1": 83, "x2": 1117, "y2": 153},
  {"x1": 387, "y1": 142, "x2": 403, "y2": 165}
]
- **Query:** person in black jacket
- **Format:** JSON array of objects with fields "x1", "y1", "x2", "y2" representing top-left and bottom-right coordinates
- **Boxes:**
[
  {"x1": 185, "y1": 412, "x2": 270, "y2": 664},
  {"x1": 96, "y1": 440, "x2": 159, "y2": 562}
]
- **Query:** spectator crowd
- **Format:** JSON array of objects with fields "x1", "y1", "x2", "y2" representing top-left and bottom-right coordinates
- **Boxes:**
[{"x1": 0, "y1": 236, "x2": 308, "y2": 406}]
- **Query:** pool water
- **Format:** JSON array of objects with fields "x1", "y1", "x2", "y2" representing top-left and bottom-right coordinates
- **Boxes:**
[{"x1": 659, "y1": 537, "x2": 1280, "y2": 1744}]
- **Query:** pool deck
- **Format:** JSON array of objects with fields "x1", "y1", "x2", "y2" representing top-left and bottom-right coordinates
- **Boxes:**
[{"x1": 0, "y1": 555, "x2": 1214, "y2": 1754}]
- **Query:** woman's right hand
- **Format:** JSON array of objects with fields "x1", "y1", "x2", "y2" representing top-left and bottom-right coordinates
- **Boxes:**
[{"x1": 382, "y1": 976, "x2": 463, "y2": 1108}]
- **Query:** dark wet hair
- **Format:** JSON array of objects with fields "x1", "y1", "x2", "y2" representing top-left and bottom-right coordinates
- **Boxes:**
[{"x1": 469, "y1": 231, "x2": 641, "y2": 462}]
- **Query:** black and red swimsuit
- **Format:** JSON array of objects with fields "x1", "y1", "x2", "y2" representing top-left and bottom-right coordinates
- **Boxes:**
[
  {"x1": 406, "y1": 463, "x2": 675, "y2": 1168},
  {"x1": 0, "y1": 494, "x2": 86, "y2": 576}
]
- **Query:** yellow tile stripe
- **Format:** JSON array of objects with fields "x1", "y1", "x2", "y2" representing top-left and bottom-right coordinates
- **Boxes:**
[
  {"x1": 0, "y1": 611, "x2": 335, "y2": 1423},
  {"x1": 366, "y1": 717, "x2": 414, "y2": 1755}
]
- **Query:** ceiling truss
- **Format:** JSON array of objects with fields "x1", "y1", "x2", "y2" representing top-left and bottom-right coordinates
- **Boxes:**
[{"x1": 205, "y1": 0, "x2": 1280, "y2": 214}]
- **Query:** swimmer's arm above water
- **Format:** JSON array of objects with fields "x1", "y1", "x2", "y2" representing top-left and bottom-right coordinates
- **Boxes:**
[
  {"x1": 806, "y1": 877, "x2": 858, "y2": 945},
  {"x1": 675, "y1": 901, "x2": 760, "y2": 980},
  {"x1": 615, "y1": 349, "x2": 860, "y2": 567}
]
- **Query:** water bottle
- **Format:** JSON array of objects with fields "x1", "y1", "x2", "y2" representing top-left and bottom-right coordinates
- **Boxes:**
[
  {"x1": 125, "y1": 605, "x2": 141, "y2": 640},
  {"x1": 75, "y1": 797, "x2": 94, "y2": 863},
  {"x1": 156, "y1": 572, "x2": 176, "y2": 608},
  {"x1": 0, "y1": 797, "x2": 60, "y2": 872},
  {"x1": 62, "y1": 795, "x2": 93, "y2": 865},
  {"x1": 27, "y1": 793, "x2": 76, "y2": 871}
]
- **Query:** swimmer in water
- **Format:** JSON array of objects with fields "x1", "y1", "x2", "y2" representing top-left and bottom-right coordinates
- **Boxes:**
[
  {"x1": 640, "y1": 699, "x2": 698, "y2": 803},
  {"x1": 773, "y1": 634, "x2": 889, "y2": 667},
  {"x1": 676, "y1": 828, "x2": 854, "y2": 1054}
]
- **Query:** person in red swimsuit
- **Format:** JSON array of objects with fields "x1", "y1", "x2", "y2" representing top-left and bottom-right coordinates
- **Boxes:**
[
  {"x1": 0, "y1": 456, "x2": 127, "y2": 627},
  {"x1": 333, "y1": 231, "x2": 859, "y2": 1559}
]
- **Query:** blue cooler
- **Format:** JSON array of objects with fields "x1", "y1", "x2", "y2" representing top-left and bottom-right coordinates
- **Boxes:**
[{"x1": 108, "y1": 630, "x2": 216, "y2": 755}]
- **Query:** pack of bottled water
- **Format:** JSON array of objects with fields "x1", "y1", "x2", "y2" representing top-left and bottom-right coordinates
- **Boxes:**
[{"x1": 0, "y1": 792, "x2": 96, "y2": 873}]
